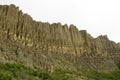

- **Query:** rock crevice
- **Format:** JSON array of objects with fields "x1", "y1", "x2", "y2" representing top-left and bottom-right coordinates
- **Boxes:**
[{"x1": 0, "y1": 4, "x2": 120, "y2": 72}]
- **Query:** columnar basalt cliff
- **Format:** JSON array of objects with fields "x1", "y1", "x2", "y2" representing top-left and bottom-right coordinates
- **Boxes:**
[{"x1": 0, "y1": 4, "x2": 120, "y2": 73}]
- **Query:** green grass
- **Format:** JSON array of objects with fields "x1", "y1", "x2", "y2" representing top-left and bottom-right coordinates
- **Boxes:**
[
  {"x1": 0, "y1": 62, "x2": 120, "y2": 80},
  {"x1": 82, "y1": 70, "x2": 120, "y2": 80},
  {"x1": 0, "y1": 63, "x2": 50, "y2": 80}
]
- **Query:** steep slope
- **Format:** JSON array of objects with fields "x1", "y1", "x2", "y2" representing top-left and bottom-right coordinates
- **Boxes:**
[{"x1": 0, "y1": 4, "x2": 120, "y2": 75}]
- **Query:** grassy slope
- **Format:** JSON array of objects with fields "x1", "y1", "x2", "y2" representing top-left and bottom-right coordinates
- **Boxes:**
[{"x1": 0, "y1": 63, "x2": 120, "y2": 80}]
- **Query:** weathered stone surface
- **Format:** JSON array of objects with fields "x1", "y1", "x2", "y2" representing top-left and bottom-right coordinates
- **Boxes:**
[{"x1": 0, "y1": 4, "x2": 120, "y2": 72}]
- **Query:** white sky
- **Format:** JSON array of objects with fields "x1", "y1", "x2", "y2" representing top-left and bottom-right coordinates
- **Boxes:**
[{"x1": 0, "y1": 0, "x2": 120, "y2": 42}]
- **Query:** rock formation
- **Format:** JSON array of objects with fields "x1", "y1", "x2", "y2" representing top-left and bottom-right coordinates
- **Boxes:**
[{"x1": 0, "y1": 4, "x2": 120, "y2": 73}]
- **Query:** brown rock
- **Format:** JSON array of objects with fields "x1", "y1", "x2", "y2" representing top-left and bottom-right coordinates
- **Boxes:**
[{"x1": 0, "y1": 4, "x2": 120, "y2": 72}]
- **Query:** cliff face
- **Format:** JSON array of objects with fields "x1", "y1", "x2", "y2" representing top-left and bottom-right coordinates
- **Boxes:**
[{"x1": 0, "y1": 4, "x2": 120, "y2": 72}]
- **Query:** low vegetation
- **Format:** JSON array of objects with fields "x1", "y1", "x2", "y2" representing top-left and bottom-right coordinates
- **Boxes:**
[{"x1": 0, "y1": 63, "x2": 120, "y2": 80}]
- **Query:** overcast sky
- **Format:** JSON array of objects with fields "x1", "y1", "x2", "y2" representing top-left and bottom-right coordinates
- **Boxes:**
[{"x1": 0, "y1": 0, "x2": 120, "y2": 42}]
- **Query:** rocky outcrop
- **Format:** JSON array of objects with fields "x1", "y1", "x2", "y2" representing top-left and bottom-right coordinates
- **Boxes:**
[{"x1": 0, "y1": 4, "x2": 120, "y2": 72}]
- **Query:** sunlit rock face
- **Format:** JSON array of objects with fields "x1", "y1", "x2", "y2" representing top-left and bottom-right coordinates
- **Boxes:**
[{"x1": 0, "y1": 4, "x2": 120, "y2": 72}]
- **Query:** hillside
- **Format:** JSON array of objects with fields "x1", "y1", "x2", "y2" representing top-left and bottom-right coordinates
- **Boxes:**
[{"x1": 0, "y1": 4, "x2": 120, "y2": 80}]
